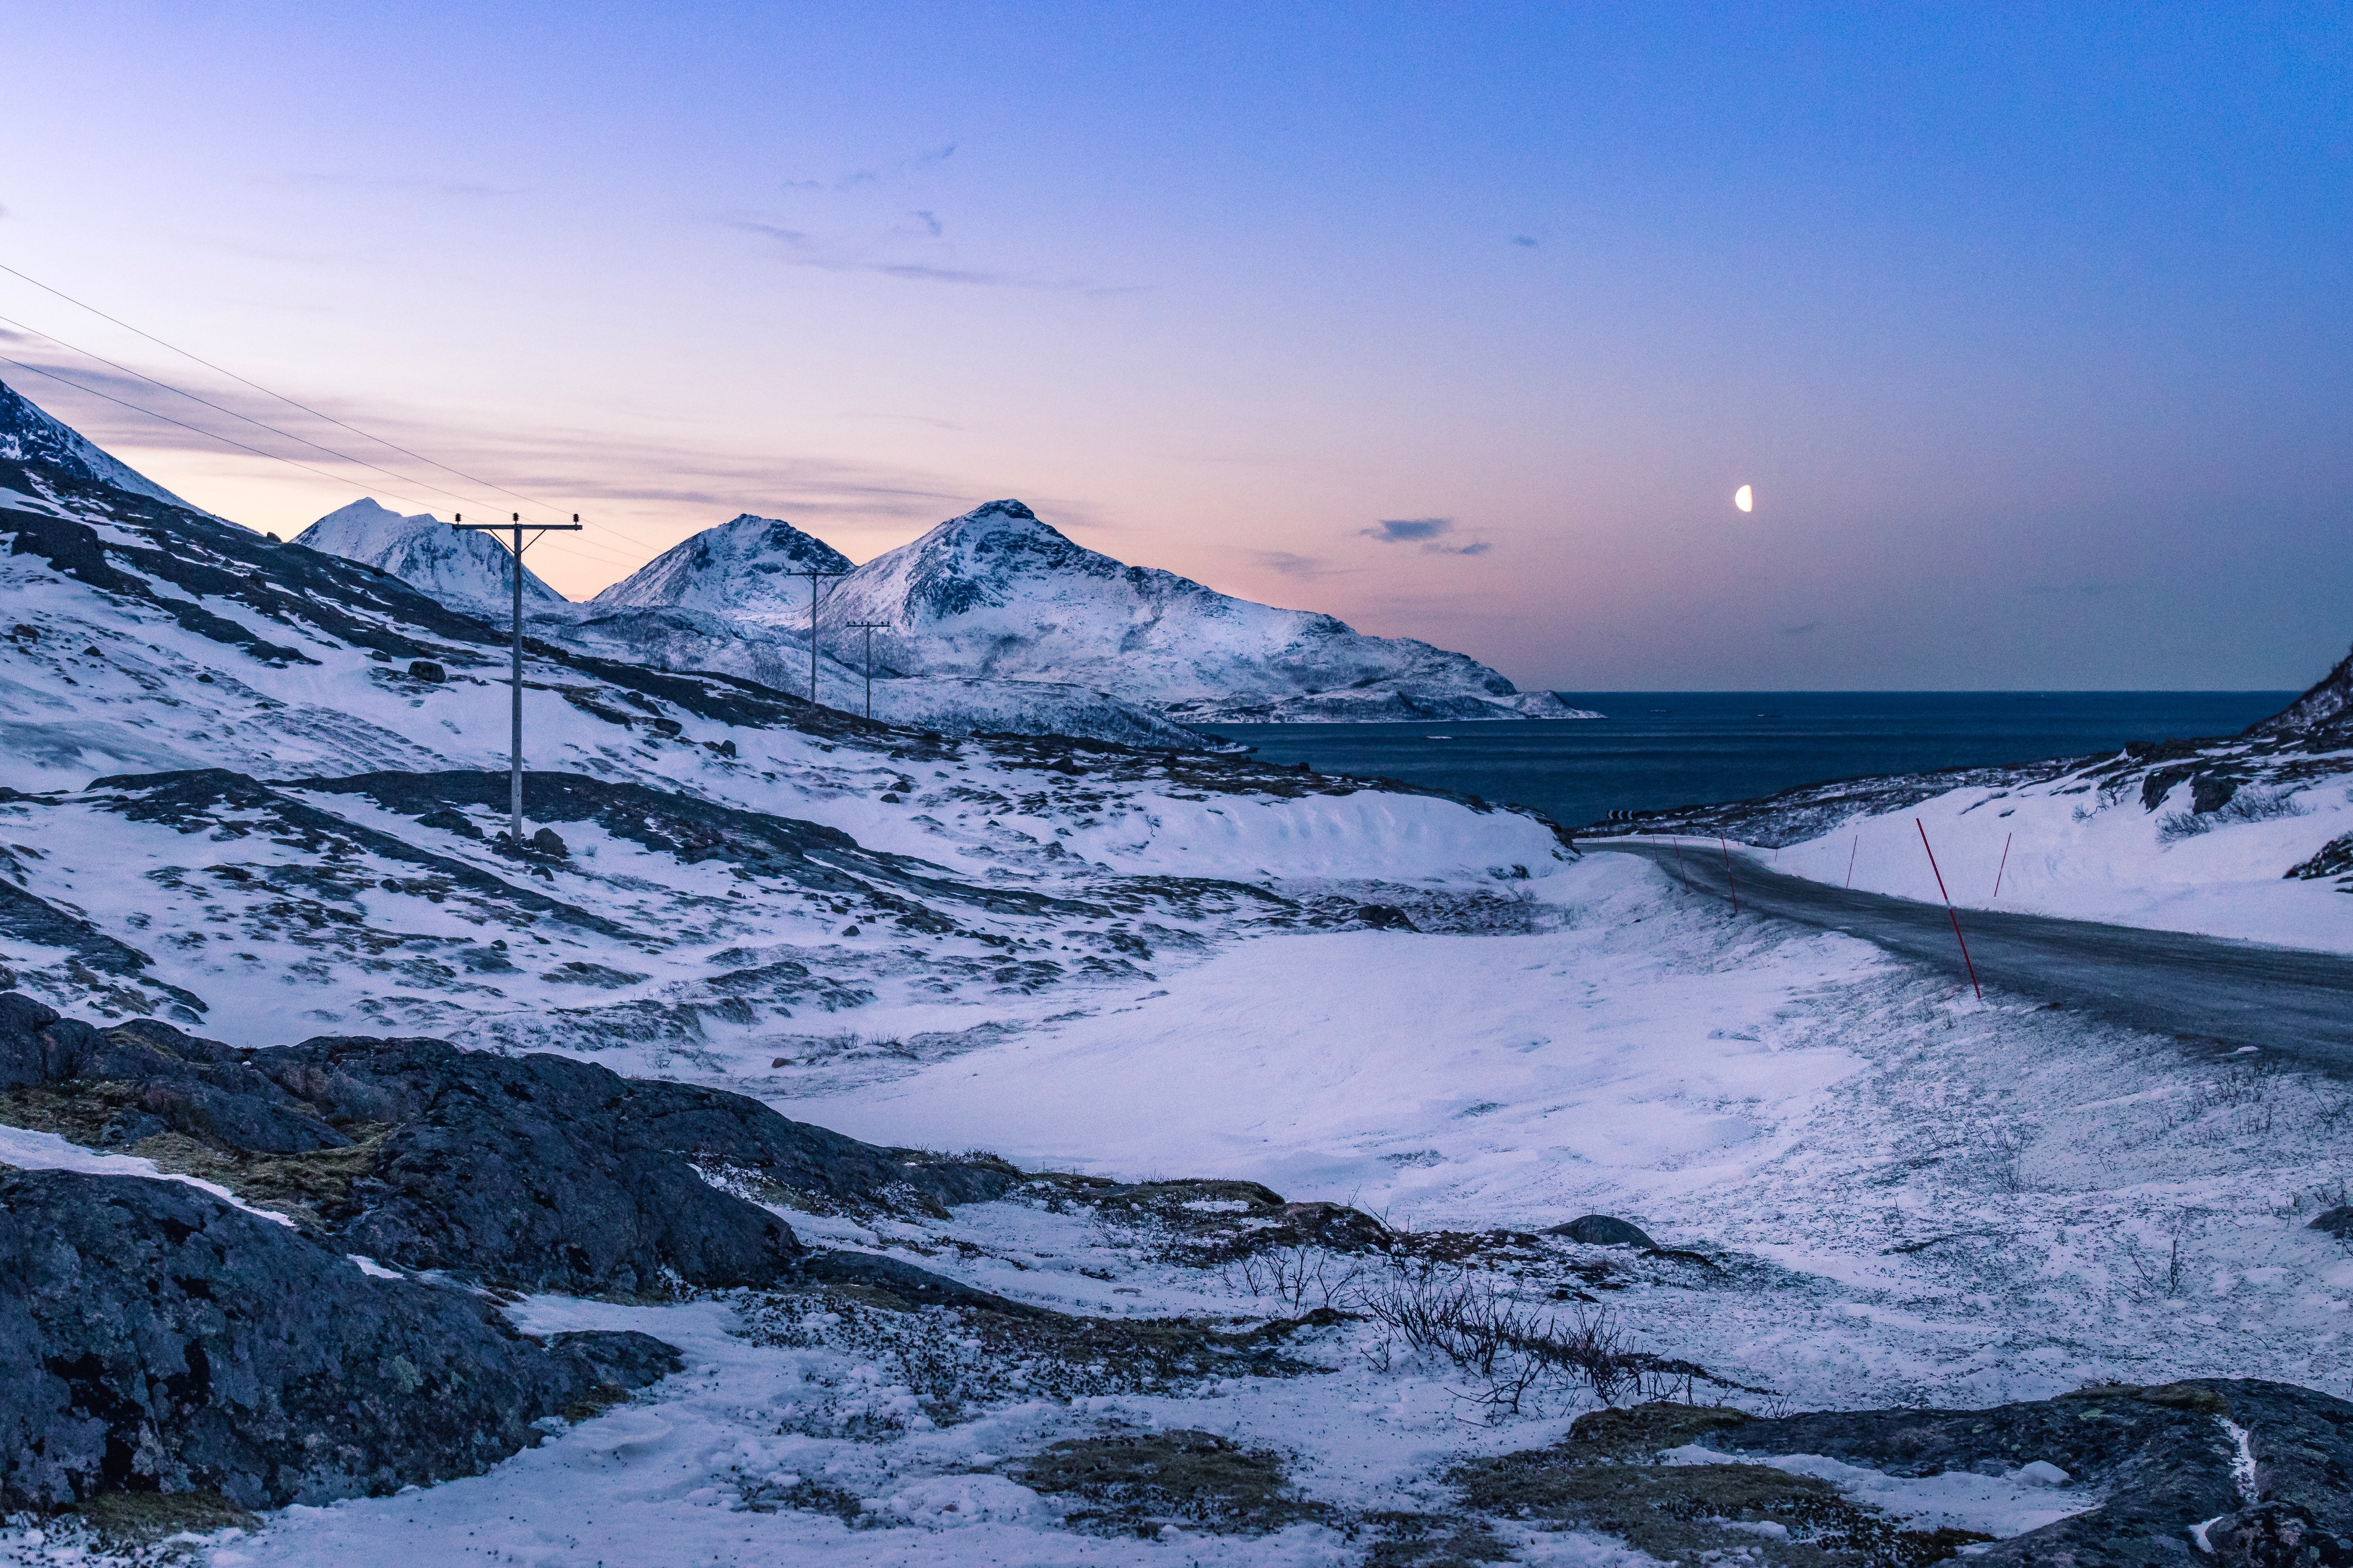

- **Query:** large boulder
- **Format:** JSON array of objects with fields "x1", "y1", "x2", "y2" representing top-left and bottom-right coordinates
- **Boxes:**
[
  {"x1": 0, "y1": 996, "x2": 1021, "y2": 1298},
  {"x1": 0, "y1": 1168, "x2": 678, "y2": 1511}
]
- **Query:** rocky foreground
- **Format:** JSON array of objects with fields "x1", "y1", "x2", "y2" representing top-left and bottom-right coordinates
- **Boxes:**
[{"x1": 6, "y1": 986, "x2": 2352, "y2": 1562}]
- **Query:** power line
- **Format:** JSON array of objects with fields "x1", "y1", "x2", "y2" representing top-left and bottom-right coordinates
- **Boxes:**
[
  {"x1": 0, "y1": 348, "x2": 650, "y2": 580},
  {"x1": 0, "y1": 259, "x2": 582, "y2": 523},
  {"x1": 0, "y1": 330, "x2": 657, "y2": 578},
  {"x1": 0, "y1": 265, "x2": 671, "y2": 578},
  {"x1": 0, "y1": 309, "x2": 542, "y2": 526},
  {"x1": 0, "y1": 308, "x2": 656, "y2": 575}
]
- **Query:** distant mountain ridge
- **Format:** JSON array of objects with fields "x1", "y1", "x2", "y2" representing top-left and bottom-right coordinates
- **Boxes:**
[
  {"x1": 293, "y1": 498, "x2": 565, "y2": 618},
  {"x1": 0, "y1": 379, "x2": 192, "y2": 509},
  {"x1": 610, "y1": 498, "x2": 1593, "y2": 725}
]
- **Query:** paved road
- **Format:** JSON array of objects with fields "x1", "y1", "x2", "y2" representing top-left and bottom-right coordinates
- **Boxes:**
[{"x1": 1584, "y1": 838, "x2": 2353, "y2": 1066}]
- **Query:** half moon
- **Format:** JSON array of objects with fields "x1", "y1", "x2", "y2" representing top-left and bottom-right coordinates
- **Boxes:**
[{"x1": 1734, "y1": 484, "x2": 1753, "y2": 513}]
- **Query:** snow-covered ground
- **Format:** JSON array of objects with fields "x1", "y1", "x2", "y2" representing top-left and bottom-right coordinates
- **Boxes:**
[
  {"x1": 1755, "y1": 762, "x2": 2353, "y2": 953},
  {"x1": 9, "y1": 855, "x2": 2349, "y2": 1568},
  {"x1": 6, "y1": 416, "x2": 2352, "y2": 1566}
]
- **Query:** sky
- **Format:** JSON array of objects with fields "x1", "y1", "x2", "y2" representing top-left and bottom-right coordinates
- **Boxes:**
[{"x1": 1, "y1": 2, "x2": 2347, "y2": 691}]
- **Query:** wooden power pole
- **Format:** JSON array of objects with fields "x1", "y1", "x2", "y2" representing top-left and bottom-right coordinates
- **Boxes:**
[
  {"x1": 452, "y1": 511, "x2": 581, "y2": 849},
  {"x1": 846, "y1": 622, "x2": 889, "y2": 719},
  {"x1": 782, "y1": 568, "x2": 845, "y2": 705}
]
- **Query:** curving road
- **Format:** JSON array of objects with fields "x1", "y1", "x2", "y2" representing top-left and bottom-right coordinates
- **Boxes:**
[{"x1": 1584, "y1": 839, "x2": 2353, "y2": 1066}]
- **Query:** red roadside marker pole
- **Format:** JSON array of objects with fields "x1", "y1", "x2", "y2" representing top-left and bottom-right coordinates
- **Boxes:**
[
  {"x1": 1993, "y1": 832, "x2": 2013, "y2": 899},
  {"x1": 1719, "y1": 835, "x2": 1738, "y2": 915},
  {"x1": 1846, "y1": 835, "x2": 1859, "y2": 889},
  {"x1": 1672, "y1": 837, "x2": 1690, "y2": 891},
  {"x1": 1916, "y1": 817, "x2": 1982, "y2": 999}
]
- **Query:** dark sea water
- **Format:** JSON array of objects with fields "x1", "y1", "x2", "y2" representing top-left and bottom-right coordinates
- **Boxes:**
[{"x1": 1214, "y1": 692, "x2": 2298, "y2": 832}]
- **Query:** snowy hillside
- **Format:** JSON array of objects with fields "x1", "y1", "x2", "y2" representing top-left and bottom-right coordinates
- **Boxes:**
[
  {"x1": 7, "y1": 392, "x2": 2353, "y2": 1566},
  {"x1": 591, "y1": 512, "x2": 852, "y2": 617},
  {"x1": 0, "y1": 441, "x2": 1565, "y2": 1049},
  {"x1": 293, "y1": 497, "x2": 566, "y2": 618},
  {"x1": 1586, "y1": 662, "x2": 2353, "y2": 954},
  {"x1": 0, "y1": 377, "x2": 191, "y2": 508}
]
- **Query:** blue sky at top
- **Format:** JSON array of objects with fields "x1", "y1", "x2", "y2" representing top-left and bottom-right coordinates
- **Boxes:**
[{"x1": 1, "y1": 2, "x2": 2345, "y2": 688}]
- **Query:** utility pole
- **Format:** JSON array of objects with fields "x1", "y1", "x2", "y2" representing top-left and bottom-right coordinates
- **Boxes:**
[
  {"x1": 846, "y1": 622, "x2": 889, "y2": 719},
  {"x1": 452, "y1": 511, "x2": 581, "y2": 850},
  {"x1": 782, "y1": 568, "x2": 844, "y2": 706}
]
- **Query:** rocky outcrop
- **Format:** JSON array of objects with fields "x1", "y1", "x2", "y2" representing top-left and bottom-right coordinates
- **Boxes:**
[
  {"x1": 0, "y1": 378, "x2": 189, "y2": 507},
  {"x1": 0, "y1": 1167, "x2": 679, "y2": 1511},
  {"x1": 2249, "y1": 641, "x2": 2353, "y2": 737},
  {"x1": 0, "y1": 995, "x2": 1020, "y2": 1296},
  {"x1": 1478, "y1": 1381, "x2": 2353, "y2": 1565}
]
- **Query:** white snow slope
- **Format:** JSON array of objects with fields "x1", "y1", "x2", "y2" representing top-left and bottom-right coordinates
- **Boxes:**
[
  {"x1": 294, "y1": 497, "x2": 566, "y2": 618},
  {"x1": 1762, "y1": 758, "x2": 2353, "y2": 953},
  {"x1": 6, "y1": 425, "x2": 2351, "y2": 1568}
]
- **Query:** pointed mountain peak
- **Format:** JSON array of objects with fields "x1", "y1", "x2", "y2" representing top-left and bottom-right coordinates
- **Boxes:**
[
  {"x1": 590, "y1": 512, "x2": 853, "y2": 617},
  {"x1": 0, "y1": 378, "x2": 191, "y2": 508},
  {"x1": 295, "y1": 498, "x2": 564, "y2": 612},
  {"x1": 913, "y1": 498, "x2": 1092, "y2": 571}
]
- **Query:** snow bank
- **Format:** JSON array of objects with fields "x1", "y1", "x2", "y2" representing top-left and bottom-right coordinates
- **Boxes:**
[{"x1": 1766, "y1": 765, "x2": 2353, "y2": 953}]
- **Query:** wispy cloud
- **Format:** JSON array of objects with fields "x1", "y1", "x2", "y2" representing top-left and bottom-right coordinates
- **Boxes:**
[
  {"x1": 1359, "y1": 516, "x2": 1490, "y2": 556},
  {"x1": 819, "y1": 261, "x2": 1122, "y2": 293},
  {"x1": 837, "y1": 411, "x2": 969, "y2": 432},
  {"x1": 782, "y1": 143, "x2": 958, "y2": 193},
  {"x1": 1254, "y1": 550, "x2": 1354, "y2": 578},
  {"x1": 732, "y1": 220, "x2": 811, "y2": 245},
  {"x1": 913, "y1": 210, "x2": 943, "y2": 238},
  {"x1": 288, "y1": 172, "x2": 527, "y2": 199},
  {"x1": 1362, "y1": 516, "x2": 1453, "y2": 543},
  {"x1": 1781, "y1": 620, "x2": 1821, "y2": 635},
  {"x1": 727, "y1": 218, "x2": 1139, "y2": 295},
  {"x1": 1511, "y1": 235, "x2": 1538, "y2": 248}
]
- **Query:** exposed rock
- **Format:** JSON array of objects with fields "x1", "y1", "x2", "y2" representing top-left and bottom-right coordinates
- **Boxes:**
[
  {"x1": 2312, "y1": 1205, "x2": 2353, "y2": 1239},
  {"x1": 0, "y1": 1167, "x2": 678, "y2": 1511},
  {"x1": 407, "y1": 659, "x2": 446, "y2": 683},
  {"x1": 1448, "y1": 1383, "x2": 2353, "y2": 1564},
  {"x1": 1545, "y1": 1214, "x2": 1658, "y2": 1249},
  {"x1": 0, "y1": 997, "x2": 1022, "y2": 1296},
  {"x1": 1687, "y1": 1381, "x2": 2353, "y2": 1565},
  {"x1": 1355, "y1": 903, "x2": 1419, "y2": 931}
]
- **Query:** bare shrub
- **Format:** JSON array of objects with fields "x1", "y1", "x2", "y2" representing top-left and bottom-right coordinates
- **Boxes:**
[
  {"x1": 2159, "y1": 785, "x2": 2308, "y2": 844},
  {"x1": 1219, "y1": 1244, "x2": 1365, "y2": 1313},
  {"x1": 1359, "y1": 1260, "x2": 1729, "y2": 1417}
]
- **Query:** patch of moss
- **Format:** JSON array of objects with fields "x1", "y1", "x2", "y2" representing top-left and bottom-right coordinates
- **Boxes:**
[
  {"x1": 1361, "y1": 1510, "x2": 1517, "y2": 1566},
  {"x1": 1006, "y1": 1428, "x2": 1323, "y2": 1536},
  {"x1": 76, "y1": 1490, "x2": 259, "y2": 1545},
  {"x1": 2063, "y1": 1380, "x2": 2228, "y2": 1415},
  {"x1": 1562, "y1": 1400, "x2": 1755, "y2": 1460},
  {"x1": 1448, "y1": 1452, "x2": 1990, "y2": 1567}
]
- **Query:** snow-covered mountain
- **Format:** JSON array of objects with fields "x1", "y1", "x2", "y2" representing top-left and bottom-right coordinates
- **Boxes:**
[
  {"x1": 0, "y1": 413, "x2": 1565, "y2": 1046},
  {"x1": 546, "y1": 604, "x2": 1208, "y2": 748},
  {"x1": 626, "y1": 498, "x2": 1594, "y2": 723},
  {"x1": 591, "y1": 513, "x2": 852, "y2": 617},
  {"x1": 0, "y1": 378, "x2": 191, "y2": 508},
  {"x1": 294, "y1": 497, "x2": 566, "y2": 618}
]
